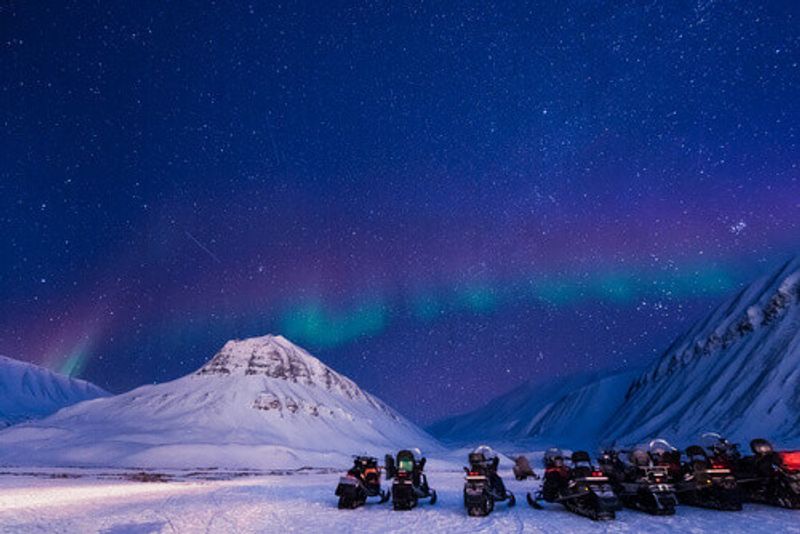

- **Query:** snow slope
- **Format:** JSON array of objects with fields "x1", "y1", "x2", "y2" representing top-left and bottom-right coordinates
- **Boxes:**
[
  {"x1": 0, "y1": 355, "x2": 108, "y2": 428},
  {"x1": 428, "y1": 370, "x2": 637, "y2": 450},
  {"x1": 0, "y1": 335, "x2": 440, "y2": 469},
  {"x1": 604, "y1": 257, "x2": 800, "y2": 446}
]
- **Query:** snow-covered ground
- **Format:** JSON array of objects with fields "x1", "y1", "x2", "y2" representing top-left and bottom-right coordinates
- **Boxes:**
[{"x1": 1, "y1": 468, "x2": 799, "y2": 533}]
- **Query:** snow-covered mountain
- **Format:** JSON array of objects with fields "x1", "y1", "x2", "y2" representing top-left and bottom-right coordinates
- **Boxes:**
[
  {"x1": 604, "y1": 257, "x2": 800, "y2": 446},
  {"x1": 0, "y1": 355, "x2": 108, "y2": 428},
  {"x1": 428, "y1": 370, "x2": 637, "y2": 450},
  {"x1": 0, "y1": 335, "x2": 439, "y2": 469},
  {"x1": 432, "y1": 257, "x2": 800, "y2": 450}
]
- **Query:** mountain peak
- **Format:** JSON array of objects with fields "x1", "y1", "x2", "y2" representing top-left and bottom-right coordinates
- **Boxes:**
[{"x1": 195, "y1": 334, "x2": 367, "y2": 400}]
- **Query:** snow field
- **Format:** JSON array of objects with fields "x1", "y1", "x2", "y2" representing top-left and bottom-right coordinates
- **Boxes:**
[{"x1": 1, "y1": 470, "x2": 799, "y2": 533}]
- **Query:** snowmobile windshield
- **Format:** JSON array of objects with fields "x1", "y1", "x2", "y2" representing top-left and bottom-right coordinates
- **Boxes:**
[
  {"x1": 398, "y1": 458, "x2": 414, "y2": 472},
  {"x1": 700, "y1": 432, "x2": 724, "y2": 447},
  {"x1": 700, "y1": 432, "x2": 734, "y2": 454},
  {"x1": 396, "y1": 450, "x2": 416, "y2": 472},
  {"x1": 472, "y1": 445, "x2": 497, "y2": 460},
  {"x1": 648, "y1": 439, "x2": 675, "y2": 455},
  {"x1": 544, "y1": 448, "x2": 565, "y2": 467}
]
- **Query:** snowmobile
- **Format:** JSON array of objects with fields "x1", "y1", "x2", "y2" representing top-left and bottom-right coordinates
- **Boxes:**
[
  {"x1": 647, "y1": 438, "x2": 684, "y2": 482},
  {"x1": 737, "y1": 438, "x2": 800, "y2": 508},
  {"x1": 334, "y1": 455, "x2": 390, "y2": 509},
  {"x1": 528, "y1": 448, "x2": 619, "y2": 521},
  {"x1": 384, "y1": 449, "x2": 437, "y2": 510},
  {"x1": 463, "y1": 445, "x2": 516, "y2": 517},
  {"x1": 701, "y1": 432, "x2": 742, "y2": 469},
  {"x1": 598, "y1": 448, "x2": 677, "y2": 515},
  {"x1": 513, "y1": 455, "x2": 537, "y2": 480},
  {"x1": 672, "y1": 441, "x2": 742, "y2": 511}
]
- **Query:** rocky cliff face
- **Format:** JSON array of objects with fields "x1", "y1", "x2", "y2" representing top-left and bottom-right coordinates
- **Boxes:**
[{"x1": 604, "y1": 257, "x2": 800, "y2": 446}]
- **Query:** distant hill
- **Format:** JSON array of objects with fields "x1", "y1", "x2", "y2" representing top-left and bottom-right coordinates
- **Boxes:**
[{"x1": 0, "y1": 355, "x2": 108, "y2": 428}]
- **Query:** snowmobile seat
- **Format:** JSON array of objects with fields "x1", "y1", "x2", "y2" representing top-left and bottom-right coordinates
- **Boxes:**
[
  {"x1": 685, "y1": 446, "x2": 711, "y2": 472},
  {"x1": 686, "y1": 445, "x2": 708, "y2": 461},
  {"x1": 571, "y1": 451, "x2": 594, "y2": 478},
  {"x1": 630, "y1": 448, "x2": 650, "y2": 467},
  {"x1": 469, "y1": 452, "x2": 488, "y2": 466},
  {"x1": 355, "y1": 456, "x2": 378, "y2": 470},
  {"x1": 571, "y1": 451, "x2": 592, "y2": 465},
  {"x1": 662, "y1": 450, "x2": 682, "y2": 466}
]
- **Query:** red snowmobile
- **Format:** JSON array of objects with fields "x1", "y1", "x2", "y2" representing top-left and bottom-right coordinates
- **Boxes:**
[{"x1": 334, "y1": 455, "x2": 389, "y2": 509}]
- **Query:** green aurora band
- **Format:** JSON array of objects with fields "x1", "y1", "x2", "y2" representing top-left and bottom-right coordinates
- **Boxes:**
[{"x1": 279, "y1": 264, "x2": 738, "y2": 348}]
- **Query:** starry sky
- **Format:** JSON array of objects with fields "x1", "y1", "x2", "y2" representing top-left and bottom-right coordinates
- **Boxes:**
[{"x1": 2, "y1": 1, "x2": 799, "y2": 424}]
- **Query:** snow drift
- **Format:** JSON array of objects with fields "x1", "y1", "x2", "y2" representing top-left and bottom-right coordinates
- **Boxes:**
[
  {"x1": 428, "y1": 370, "x2": 637, "y2": 450},
  {"x1": 0, "y1": 355, "x2": 108, "y2": 428},
  {"x1": 604, "y1": 257, "x2": 800, "y2": 446},
  {"x1": 0, "y1": 335, "x2": 439, "y2": 469}
]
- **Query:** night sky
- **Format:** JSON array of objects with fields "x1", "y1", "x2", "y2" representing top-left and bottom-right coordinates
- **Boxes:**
[{"x1": 2, "y1": 2, "x2": 799, "y2": 424}]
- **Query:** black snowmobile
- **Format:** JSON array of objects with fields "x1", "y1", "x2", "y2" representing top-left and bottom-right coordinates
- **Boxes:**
[
  {"x1": 670, "y1": 440, "x2": 741, "y2": 511},
  {"x1": 385, "y1": 449, "x2": 437, "y2": 510},
  {"x1": 528, "y1": 448, "x2": 619, "y2": 521},
  {"x1": 513, "y1": 455, "x2": 538, "y2": 481},
  {"x1": 463, "y1": 446, "x2": 516, "y2": 517},
  {"x1": 702, "y1": 432, "x2": 742, "y2": 469},
  {"x1": 598, "y1": 448, "x2": 677, "y2": 515},
  {"x1": 334, "y1": 455, "x2": 390, "y2": 509},
  {"x1": 737, "y1": 438, "x2": 800, "y2": 509}
]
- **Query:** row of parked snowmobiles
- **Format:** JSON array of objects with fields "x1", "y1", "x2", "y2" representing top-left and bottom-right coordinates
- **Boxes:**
[
  {"x1": 334, "y1": 449, "x2": 437, "y2": 510},
  {"x1": 525, "y1": 433, "x2": 800, "y2": 521},
  {"x1": 334, "y1": 446, "x2": 517, "y2": 515},
  {"x1": 334, "y1": 435, "x2": 800, "y2": 521}
]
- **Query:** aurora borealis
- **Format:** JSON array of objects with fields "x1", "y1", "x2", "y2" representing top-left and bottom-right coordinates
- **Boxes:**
[{"x1": 2, "y1": 2, "x2": 799, "y2": 422}]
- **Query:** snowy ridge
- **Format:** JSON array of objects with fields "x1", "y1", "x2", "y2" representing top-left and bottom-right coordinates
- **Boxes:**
[
  {"x1": 0, "y1": 335, "x2": 439, "y2": 469},
  {"x1": 195, "y1": 335, "x2": 400, "y2": 421},
  {"x1": 0, "y1": 355, "x2": 109, "y2": 428},
  {"x1": 604, "y1": 256, "x2": 800, "y2": 446},
  {"x1": 429, "y1": 370, "x2": 637, "y2": 449}
]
